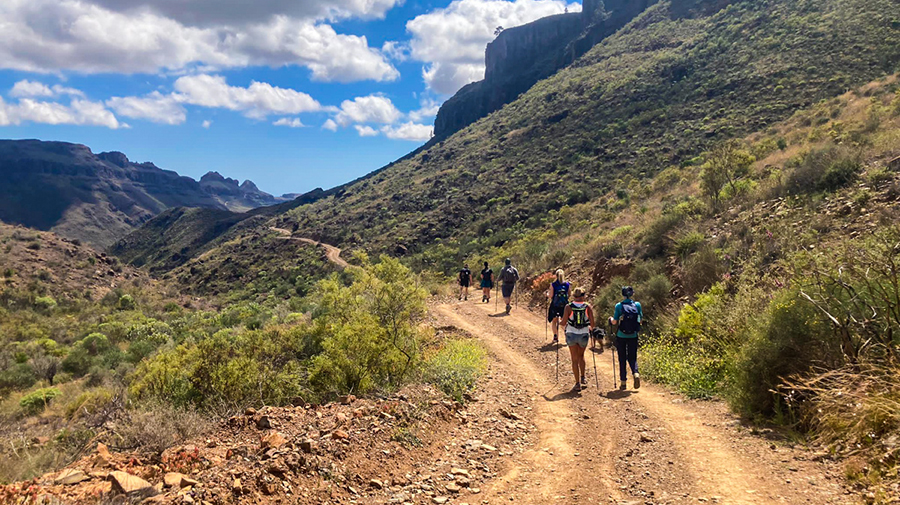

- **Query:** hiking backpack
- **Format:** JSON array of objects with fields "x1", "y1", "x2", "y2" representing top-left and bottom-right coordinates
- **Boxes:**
[
  {"x1": 552, "y1": 282, "x2": 570, "y2": 308},
  {"x1": 569, "y1": 303, "x2": 589, "y2": 329},
  {"x1": 501, "y1": 267, "x2": 518, "y2": 284},
  {"x1": 619, "y1": 302, "x2": 641, "y2": 334}
]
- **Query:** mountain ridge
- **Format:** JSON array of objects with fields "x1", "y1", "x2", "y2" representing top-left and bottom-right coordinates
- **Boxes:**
[{"x1": 0, "y1": 139, "x2": 291, "y2": 248}]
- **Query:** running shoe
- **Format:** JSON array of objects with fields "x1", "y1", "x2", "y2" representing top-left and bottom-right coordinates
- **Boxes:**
[
  {"x1": 634, "y1": 373, "x2": 641, "y2": 389},
  {"x1": 581, "y1": 376, "x2": 588, "y2": 387},
  {"x1": 619, "y1": 381, "x2": 627, "y2": 391},
  {"x1": 551, "y1": 334, "x2": 559, "y2": 344}
]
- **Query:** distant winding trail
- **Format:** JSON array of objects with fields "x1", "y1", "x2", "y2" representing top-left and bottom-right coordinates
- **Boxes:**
[
  {"x1": 269, "y1": 227, "x2": 349, "y2": 268},
  {"x1": 432, "y1": 299, "x2": 852, "y2": 505}
]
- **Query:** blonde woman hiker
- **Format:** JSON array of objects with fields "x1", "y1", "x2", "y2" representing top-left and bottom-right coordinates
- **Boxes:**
[
  {"x1": 562, "y1": 287, "x2": 595, "y2": 391},
  {"x1": 546, "y1": 269, "x2": 571, "y2": 344}
]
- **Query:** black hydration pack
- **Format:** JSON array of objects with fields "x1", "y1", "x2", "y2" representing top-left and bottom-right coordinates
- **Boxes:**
[
  {"x1": 619, "y1": 301, "x2": 641, "y2": 334},
  {"x1": 569, "y1": 303, "x2": 589, "y2": 329}
]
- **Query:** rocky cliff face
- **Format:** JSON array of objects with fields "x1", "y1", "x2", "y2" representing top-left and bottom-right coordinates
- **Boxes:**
[
  {"x1": 434, "y1": 0, "x2": 661, "y2": 139},
  {"x1": 0, "y1": 139, "x2": 282, "y2": 247},
  {"x1": 199, "y1": 171, "x2": 286, "y2": 211}
]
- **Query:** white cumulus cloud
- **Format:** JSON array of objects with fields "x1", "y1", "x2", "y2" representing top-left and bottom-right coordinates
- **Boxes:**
[
  {"x1": 0, "y1": 96, "x2": 122, "y2": 129},
  {"x1": 407, "y1": 0, "x2": 579, "y2": 94},
  {"x1": 0, "y1": 0, "x2": 399, "y2": 82},
  {"x1": 202, "y1": 120, "x2": 212, "y2": 128},
  {"x1": 354, "y1": 125, "x2": 379, "y2": 136},
  {"x1": 334, "y1": 95, "x2": 402, "y2": 127},
  {"x1": 173, "y1": 74, "x2": 325, "y2": 118},
  {"x1": 107, "y1": 91, "x2": 186, "y2": 125},
  {"x1": 88, "y1": 0, "x2": 401, "y2": 26},
  {"x1": 381, "y1": 122, "x2": 433, "y2": 141},
  {"x1": 10, "y1": 80, "x2": 85, "y2": 98},
  {"x1": 274, "y1": 117, "x2": 305, "y2": 128}
]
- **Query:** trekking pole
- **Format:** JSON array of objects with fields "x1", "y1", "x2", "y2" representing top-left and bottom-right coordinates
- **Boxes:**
[
  {"x1": 610, "y1": 322, "x2": 617, "y2": 390},
  {"x1": 495, "y1": 284, "x2": 498, "y2": 312},
  {"x1": 591, "y1": 334, "x2": 600, "y2": 391}
]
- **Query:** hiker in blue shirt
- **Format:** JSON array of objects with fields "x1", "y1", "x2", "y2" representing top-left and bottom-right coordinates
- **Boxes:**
[{"x1": 608, "y1": 286, "x2": 642, "y2": 391}]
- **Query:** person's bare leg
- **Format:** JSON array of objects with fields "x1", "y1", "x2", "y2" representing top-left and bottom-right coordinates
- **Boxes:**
[
  {"x1": 551, "y1": 318, "x2": 559, "y2": 337},
  {"x1": 568, "y1": 345, "x2": 580, "y2": 386}
]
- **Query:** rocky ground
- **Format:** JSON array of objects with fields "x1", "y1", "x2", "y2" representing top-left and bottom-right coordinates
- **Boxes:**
[{"x1": 0, "y1": 299, "x2": 860, "y2": 505}]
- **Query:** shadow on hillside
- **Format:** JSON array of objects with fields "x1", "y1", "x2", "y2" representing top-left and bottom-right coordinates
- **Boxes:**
[
  {"x1": 605, "y1": 390, "x2": 637, "y2": 400},
  {"x1": 487, "y1": 312, "x2": 510, "y2": 318}
]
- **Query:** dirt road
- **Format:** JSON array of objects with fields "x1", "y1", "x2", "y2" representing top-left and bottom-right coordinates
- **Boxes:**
[
  {"x1": 269, "y1": 227, "x2": 349, "y2": 268},
  {"x1": 432, "y1": 300, "x2": 854, "y2": 505}
]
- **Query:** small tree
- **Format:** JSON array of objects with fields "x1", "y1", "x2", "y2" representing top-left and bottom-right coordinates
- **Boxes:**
[
  {"x1": 494, "y1": 26, "x2": 504, "y2": 36},
  {"x1": 699, "y1": 141, "x2": 755, "y2": 211}
]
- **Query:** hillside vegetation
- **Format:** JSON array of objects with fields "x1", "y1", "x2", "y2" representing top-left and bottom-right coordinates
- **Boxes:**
[
  {"x1": 273, "y1": 0, "x2": 900, "y2": 261},
  {"x1": 74, "y1": 0, "x2": 900, "y2": 499},
  {"x1": 0, "y1": 223, "x2": 480, "y2": 484}
]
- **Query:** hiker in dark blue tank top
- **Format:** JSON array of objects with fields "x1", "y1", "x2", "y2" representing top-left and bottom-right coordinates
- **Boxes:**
[
  {"x1": 546, "y1": 269, "x2": 570, "y2": 344},
  {"x1": 608, "y1": 286, "x2": 643, "y2": 390}
]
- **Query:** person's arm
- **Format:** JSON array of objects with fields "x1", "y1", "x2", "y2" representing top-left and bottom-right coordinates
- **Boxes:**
[
  {"x1": 609, "y1": 303, "x2": 620, "y2": 326},
  {"x1": 587, "y1": 305, "x2": 595, "y2": 330},
  {"x1": 562, "y1": 305, "x2": 572, "y2": 331}
]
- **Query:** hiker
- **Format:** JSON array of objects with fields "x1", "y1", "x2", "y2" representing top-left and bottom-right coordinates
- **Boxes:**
[
  {"x1": 498, "y1": 258, "x2": 519, "y2": 314},
  {"x1": 480, "y1": 261, "x2": 494, "y2": 303},
  {"x1": 562, "y1": 287, "x2": 595, "y2": 391},
  {"x1": 609, "y1": 286, "x2": 643, "y2": 390},
  {"x1": 458, "y1": 264, "x2": 472, "y2": 301},
  {"x1": 547, "y1": 269, "x2": 571, "y2": 344}
]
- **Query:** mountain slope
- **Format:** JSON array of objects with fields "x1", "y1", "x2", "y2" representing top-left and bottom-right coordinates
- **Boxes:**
[
  {"x1": 257, "y1": 0, "x2": 896, "y2": 260},
  {"x1": 115, "y1": 0, "x2": 900, "y2": 271},
  {"x1": 0, "y1": 140, "x2": 284, "y2": 248}
]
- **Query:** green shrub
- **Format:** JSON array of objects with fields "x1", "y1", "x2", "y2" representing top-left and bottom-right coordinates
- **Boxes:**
[
  {"x1": 867, "y1": 167, "x2": 894, "y2": 189},
  {"x1": 33, "y1": 296, "x2": 57, "y2": 312},
  {"x1": 423, "y1": 339, "x2": 487, "y2": 402},
  {"x1": 728, "y1": 288, "x2": 838, "y2": 416},
  {"x1": 680, "y1": 245, "x2": 723, "y2": 296},
  {"x1": 642, "y1": 334, "x2": 726, "y2": 399},
  {"x1": 674, "y1": 232, "x2": 706, "y2": 259},
  {"x1": 891, "y1": 92, "x2": 900, "y2": 116},
  {"x1": 641, "y1": 213, "x2": 684, "y2": 256},
  {"x1": 20, "y1": 387, "x2": 62, "y2": 415},
  {"x1": 639, "y1": 274, "x2": 673, "y2": 313},
  {"x1": 785, "y1": 146, "x2": 862, "y2": 195},
  {"x1": 66, "y1": 387, "x2": 115, "y2": 419},
  {"x1": 117, "y1": 294, "x2": 136, "y2": 311},
  {"x1": 61, "y1": 348, "x2": 92, "y2": 377},
  {"x1": 0, "y1": 363, "x2": 38, "y2": 391}
]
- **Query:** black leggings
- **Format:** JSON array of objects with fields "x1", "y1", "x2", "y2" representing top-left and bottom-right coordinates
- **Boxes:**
[{"x1": 615, "y1": 337, "x2": 639, "y2": 380}]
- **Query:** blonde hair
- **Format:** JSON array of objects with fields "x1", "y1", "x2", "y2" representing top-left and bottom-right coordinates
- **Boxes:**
[
  {"x1": 573, "y1": 287, "x2": 586, "y2": 298},
  {"x1": 555, "y1": 269, "x2": 565, "y2": 283}
]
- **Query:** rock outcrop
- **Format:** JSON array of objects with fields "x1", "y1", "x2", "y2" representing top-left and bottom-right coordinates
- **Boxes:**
[{"x1": 434, "y1": 0, "x2": 661, "y2": 139}]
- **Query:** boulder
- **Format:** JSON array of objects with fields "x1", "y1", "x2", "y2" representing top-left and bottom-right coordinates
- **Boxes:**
[
  {"x1": 54, "y1": 469, "x2": 88, "y2": 485},
  {"x1": 108, "y1": 471, "x2": 153, "y2": 494}
]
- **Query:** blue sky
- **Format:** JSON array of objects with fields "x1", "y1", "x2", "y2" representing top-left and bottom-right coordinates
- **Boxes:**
[{"x1": 0, "y1": 0, "x2": 579, "y2": 195}]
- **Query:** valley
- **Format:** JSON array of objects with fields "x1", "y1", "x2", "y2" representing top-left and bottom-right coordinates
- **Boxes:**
[{"x1": 1, "y1": 0, "x2": 900, "y2": 503}]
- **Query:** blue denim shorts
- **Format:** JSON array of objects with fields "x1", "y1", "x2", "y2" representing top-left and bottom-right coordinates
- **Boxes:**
[{"x1": 565, "y1": 331, "x2": 589, "y2": 348}]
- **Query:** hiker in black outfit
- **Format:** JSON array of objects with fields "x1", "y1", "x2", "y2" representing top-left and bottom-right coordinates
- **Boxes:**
[
  {"x1": 546, "y1": 269, "x2": 570, "y2": 344},
  {"x1": 480, "y1": 262, "x2": 494, "y2": 303},
  {"x1": 562, "y1": 287, "x2": 595, "y2": 391},
  {"x1": 609, "y1": 286, "x2": 643, "y2": 390},
  {"x1": 458, "y1": 264, "x2": 472, "y2": 301},
  {"x1": 498, "y1": 258, "x2": 519, "y2": 314}
]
